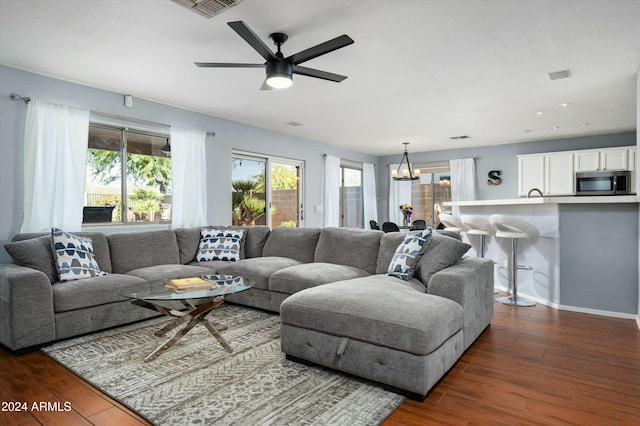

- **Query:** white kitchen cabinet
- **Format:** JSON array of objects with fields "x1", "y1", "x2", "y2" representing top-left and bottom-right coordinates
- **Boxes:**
[
  {"x1": 518, "y1": 154, "x2": 544, "y2": 196},
  {"x1": 600, "y1": 147, "x2": 628, "y2": 170},
  {"x1": 574, "y1": 146, "x2": 630, "y2": 172},
  {"x1": 629, "y1": 147, "x2": 637, "y2": 194},
  {"x1": 574, "y1": 151, "x2": 600, "y2": 172},
  {"x1": 544, "y1": 152, "x2": 574, "y2": 195}
]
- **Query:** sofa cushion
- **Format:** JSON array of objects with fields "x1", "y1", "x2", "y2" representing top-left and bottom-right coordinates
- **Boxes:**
[
  {"x1": 375, "y1": 232, "x2": 408, "y2": 274},
  {"x1": 125, "y1": 264, "x2": 215, "y2": 282},
  {"x1": 262, "y1": 228, "x2": 321, "y2": 263},
  {"x1": 280, "y1": 275, "x2": 464, "y2": 355},
  {"x1": 51, "y1": 228, "x2": 108, "y2": 282},
  {"x1": 174, "y1": 227, "x2": 202, "y2": 264},
  {"x1": 314, "y1": 227, "x2": 382, "y2": 274},
  {"x1": 7, "y1": 232, "x2": 113, "y2": 283},
  {"x1": 108, "y1": 230, "x2": 180, "y2": 274},
  {"x1": 5, "y1": 235, "x2": 58, "y2": 283},
  {"x1": 387, "y1": 228, "x2": 432, "y2": 281},
  {"x1": 268, "y1": 262, "x2": 370, "y2": 295},
  {"x1": 217, "y1": 257, "x2": 303, "y2": 290},
  {"x1": 415, "y1": 231, "x2": 471, "y2": 286},
  {"x1": 52, "y1": 274, "x2": 146, "y2": 313},
  {"x1": 187, "y1": 259, "x2": 232, "y2": 273},
  {"x1": 228, "y1": 226, "x2": 270, "y2": 258},
  {"x1": 197, "y1": 228, "x2": 244, "y2": 262}
]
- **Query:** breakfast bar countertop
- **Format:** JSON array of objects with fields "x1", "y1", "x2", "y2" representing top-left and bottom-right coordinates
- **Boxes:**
[{"x1": 444, "y1": 195, "x2": 640, "y2": 207}]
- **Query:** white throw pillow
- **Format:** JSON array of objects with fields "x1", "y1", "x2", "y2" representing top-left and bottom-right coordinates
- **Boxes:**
[
  {"x1": 52, "y1": 228, "x2": 107, "y2": 282},
  {"x1": 197, "y1": 228, "x2": 244, "y2": 262},
  {"x1": 387, "y1": 228, "x2": 432, "y2": 281}
]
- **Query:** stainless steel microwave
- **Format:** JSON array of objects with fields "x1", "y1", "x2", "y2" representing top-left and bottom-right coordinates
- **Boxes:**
[{"x1": 575, "y1": 170, "x2": 631, "y2": 196}]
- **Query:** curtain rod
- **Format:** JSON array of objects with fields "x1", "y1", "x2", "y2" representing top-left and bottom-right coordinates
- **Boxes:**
[
  {"x1": 9, "y1": 93, "x2": 31, "y2": 103},
  {"x1": 9, "y1": 94, "x2": 215, "y2": 137}
]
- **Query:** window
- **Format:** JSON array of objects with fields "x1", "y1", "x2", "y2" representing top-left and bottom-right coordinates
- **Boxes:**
[
  {"x1": 340, "y1": 166, "x2": 363, "y2": 228},
  {"x1": 232, "y1": 153, "x2": 303, "y2": 228},
  {"x1": 410, "y1": 166, "x2": 451, "y2": 226},
  {"x1": 85, "y1": 123, "x2": 172, "y2": 224}
]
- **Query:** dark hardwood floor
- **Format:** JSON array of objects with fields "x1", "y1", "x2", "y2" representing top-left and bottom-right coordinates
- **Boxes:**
[{"x1": 1, "y1": 299, "x2": 639, "y2": 425}]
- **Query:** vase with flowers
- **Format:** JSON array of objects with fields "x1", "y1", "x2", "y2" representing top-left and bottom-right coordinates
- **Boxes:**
[{"x1": 399, "y1": 204, "x2": 413, "y2": 226}]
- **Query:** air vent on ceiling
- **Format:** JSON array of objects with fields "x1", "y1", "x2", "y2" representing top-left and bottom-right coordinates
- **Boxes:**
[
  {"x1": 548, "y1": 69, "x2": 571, "y2": 80},
  {"x1": 171, "y1": 0, "x2": 243, "y2": 19},
  {"x1": 449, "y1": 135, "x2": 471, "y2": 140},
  {"x1": 286, "y1": 121, "x2": 303, "y2": 127}
]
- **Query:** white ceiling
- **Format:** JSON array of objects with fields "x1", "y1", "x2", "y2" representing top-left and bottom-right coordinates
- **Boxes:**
[{"x1": 1, "y1": 0, "x2": 638, "y2": 156}]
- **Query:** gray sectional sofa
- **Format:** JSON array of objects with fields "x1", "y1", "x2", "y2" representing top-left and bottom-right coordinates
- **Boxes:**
[{"x1": 1, "y1": 225, "x2": 493, "y2": 399}]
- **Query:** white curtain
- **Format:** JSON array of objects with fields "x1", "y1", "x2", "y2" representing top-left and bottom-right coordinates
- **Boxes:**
[
  {"x1": 171, "y1": 127, "x2": 207, "y2": 228},
  {"x1": 362, "y1": 163, "x2": 378, "y2": 228},
  {"x1": 388, "y1": 164, "x2": 411, "y2": 224},
  {"x1": 21, "y1": 100, "x2": 90, "y2": 233},
  {"x1": 449, "y1": 158, "x2": 477, "y2": 216},
  {"x1": 323, "y1": 155, "x2": 341, "y2": 227}
]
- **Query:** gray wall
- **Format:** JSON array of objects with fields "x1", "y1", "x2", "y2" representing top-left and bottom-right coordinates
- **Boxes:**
[
  {"x1": 0, "y1": 65, "x2": 376, "y2": 262},
  {"x1": 559, "y1": 204, "x2": 639, "y2": 314},
  {"x1": 376, "y1": 132, "x2": 637, "y2": 223}
]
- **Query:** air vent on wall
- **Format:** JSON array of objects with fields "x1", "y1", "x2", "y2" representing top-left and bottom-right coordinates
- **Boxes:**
[
  {"x1": 548, "y1": 69, "x2": 571, "y2": 80},
  {"x1": 171, "y1": 0, "x2": 243, "y2": 19}
]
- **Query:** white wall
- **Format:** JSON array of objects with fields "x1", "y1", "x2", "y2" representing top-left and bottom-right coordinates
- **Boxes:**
[{"x1": 637, "y1": 67, "x2": 640, "y2": 328}]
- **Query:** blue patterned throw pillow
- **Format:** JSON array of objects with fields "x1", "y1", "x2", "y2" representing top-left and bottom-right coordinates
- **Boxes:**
[
  {"x1": 52, "y1": 228, "x2": 107, "y2": 282},
  {"x1": 387, "y1": 228, "x2": 432, "y2": 281},
  {"x1": 197, "y1": 228, "x2": 244, "y2": 262}
]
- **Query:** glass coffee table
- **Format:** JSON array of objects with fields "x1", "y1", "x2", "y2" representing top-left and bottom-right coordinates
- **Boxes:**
[{"x1": 120, "y1": 275, "x2": 251, "y2": 362}]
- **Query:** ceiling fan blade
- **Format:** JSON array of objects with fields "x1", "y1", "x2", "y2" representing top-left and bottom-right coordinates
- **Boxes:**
[
  {"x1": 195, "y1": 62, "x2": 264, "y2": 68},
  {"x1": 286, "y1": 35, "x2": 354, "y2": 65},
  {"x1": 228, "y1": 21, "x2": 278, "y2": 62},
  {"x1": 293, "y1": 65, "x2": 347, "y2": 82}
]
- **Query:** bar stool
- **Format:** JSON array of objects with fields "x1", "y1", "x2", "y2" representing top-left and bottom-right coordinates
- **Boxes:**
[
  {"x1": 461, "y1": 215, "x2": 499, "y2": 294},
  {"x1": 439, "y1": 213, "x2": 467, "y2": 233},
  {"x1": 489, "y1": 214, "x2": 538, "y2": 307}
]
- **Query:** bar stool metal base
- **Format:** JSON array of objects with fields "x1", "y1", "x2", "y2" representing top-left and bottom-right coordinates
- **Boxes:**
[{"x1": 496, "y1": 295, "x2": 535, "y2": 307}]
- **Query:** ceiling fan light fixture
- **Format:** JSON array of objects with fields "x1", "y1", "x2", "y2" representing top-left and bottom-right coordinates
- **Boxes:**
[
  {"x1": 266, "y1": 75, "x2": 293, "y2": 89},
  {"x1": 266, "y1": 61, "x2": 293, "y2": 89}
]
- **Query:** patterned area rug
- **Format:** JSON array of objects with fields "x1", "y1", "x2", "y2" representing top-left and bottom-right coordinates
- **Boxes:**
[{"x1": 42, "y1": 304, "x2": 405, "y2": 425}]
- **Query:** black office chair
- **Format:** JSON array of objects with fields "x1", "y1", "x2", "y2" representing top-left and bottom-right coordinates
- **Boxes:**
[
  {"x1": 410, "y1": 219, "x2": 427, "y2": 230},
  {"x1": 369, "y1": 220, "x2": 380, "y2": 230},
  {"x1": 382, "y1": 222, "x2": 400, "y2": 233}
]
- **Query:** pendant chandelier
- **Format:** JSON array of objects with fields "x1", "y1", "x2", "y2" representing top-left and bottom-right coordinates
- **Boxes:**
[{"x1": 392, "y1": 142, "x2": 420, "y2": 181}]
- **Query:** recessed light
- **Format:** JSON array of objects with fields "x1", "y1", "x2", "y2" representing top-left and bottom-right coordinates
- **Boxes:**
[
  {"x1": 560, "y1": 103, "x2": 572, "y2": 107},
  {"x1": 552, "y1": 126, "x2": 560, "y2": 130},
  {"x1": 580, "y1": 123, "x2": 589, "y2": 127},
  {"x1": 535, "y1": 111, "x2": 546, "y2": 115},
  {"x1": 523, "y1": 129, "x2": 532, "y2": 133}
]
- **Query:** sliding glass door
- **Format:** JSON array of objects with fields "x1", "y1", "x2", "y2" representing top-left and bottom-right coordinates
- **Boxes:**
[
  {"x1": 340, "y1": 166, "x2": 363, "y2": 228},
  {"x1": 232, "y1": 153, "x2": 303, "y2": 228}
]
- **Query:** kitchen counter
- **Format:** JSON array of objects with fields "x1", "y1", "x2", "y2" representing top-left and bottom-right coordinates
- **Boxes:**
[
  {"x1": 441, "y1": 196, "x2": 639, "y2": 317},
  {"x1": 444, "y1": 195, "x2": 639, "y2": 207}
]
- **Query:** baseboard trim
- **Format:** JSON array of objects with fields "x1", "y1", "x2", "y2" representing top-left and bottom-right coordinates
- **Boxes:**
[{"x1": 494, "y1": 289, "x2": 638, "y2": 321}]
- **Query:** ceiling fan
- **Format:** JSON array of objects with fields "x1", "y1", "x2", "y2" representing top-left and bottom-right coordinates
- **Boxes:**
[{"x1": 195, "y1": 21, "x2": 354, "y2": 90}]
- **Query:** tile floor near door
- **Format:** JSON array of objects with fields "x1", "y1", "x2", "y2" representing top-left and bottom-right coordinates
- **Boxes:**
[{"x1": 1, "y1": 296, "x2": 639, "y2": 425}]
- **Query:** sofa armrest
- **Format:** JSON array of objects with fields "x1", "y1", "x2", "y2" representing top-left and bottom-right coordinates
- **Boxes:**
[
  {"x1": 0, "y1": 264, "x2": 55, "y2": 352},
  {"x1": 427, "y1": 257, "x2": 494, "y2": 350}
]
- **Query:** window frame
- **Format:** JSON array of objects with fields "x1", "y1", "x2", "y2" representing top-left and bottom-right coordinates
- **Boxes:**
[{"x1": 85, "y1": 116, "x2": 172, "y2": 226}]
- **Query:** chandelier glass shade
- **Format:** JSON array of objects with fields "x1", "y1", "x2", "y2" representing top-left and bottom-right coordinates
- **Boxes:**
[{"x1": 392, "y1": 142, "x2": 420, "y2": 181}]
